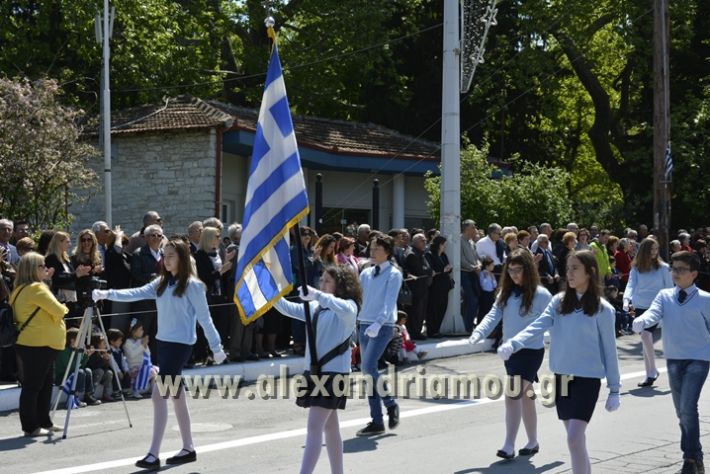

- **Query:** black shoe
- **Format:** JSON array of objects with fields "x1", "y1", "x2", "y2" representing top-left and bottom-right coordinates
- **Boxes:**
[
  {"x1": 84, "y1": 396, "x2": 101, "y2": 406},
  {"x1": 519, "y1": 445, "x2": 539, "y2": 456},
  {"x1": 496, "y1": 449, "x2": 515, "y2": 460},
  {"x1": 356, "y1": 422, "x2": 385, "y2": 437},
  {"x1": 387, "y1": 404, "x2": 400, "y2": 429},
  {"x1": 166, "y1": 449, "x2": 197, "y2": 465},
  {"x1": 638, "y1": 375, "x2": 659, "y2": 387},
  {"x1": 679, "y1": 459, "x2": 705, "y2": 474},
  {"x1": 135, "y1": 453, "x2": 160, "y2": 470}
]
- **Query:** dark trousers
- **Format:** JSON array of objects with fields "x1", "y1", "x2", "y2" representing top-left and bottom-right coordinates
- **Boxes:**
[
  {"x1": 460, "y1": 271, "x2": 479, "y2": 333},
  {"x1": 15, "y1": 345, "x2": 60, "y2": 433},
  {"x1": 426, "y1": 283, "x2": 449, "y2": 336},
  {"x1": 406, "y1": 283, "x2": 429, "y2": 338},
  {"x1": 0, "y1": 346, "x2": 17, "y2": 382}
]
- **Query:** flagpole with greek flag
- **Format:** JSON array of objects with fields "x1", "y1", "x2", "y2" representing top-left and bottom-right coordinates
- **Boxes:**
[
  {"x1": 233, "y1": 18, "x2": 319, "y2": 373},
  {"x1": 664, "y1": 141, "x2": 673, "y2": 183}
]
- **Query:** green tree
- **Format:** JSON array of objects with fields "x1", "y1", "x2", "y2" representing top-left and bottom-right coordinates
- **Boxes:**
[
  {"x1": 0, "y1": 78, "x2": 98, "y2": 228},
  {"x1": 425, "y1": 142, "x2": 574, "y2": 228}
]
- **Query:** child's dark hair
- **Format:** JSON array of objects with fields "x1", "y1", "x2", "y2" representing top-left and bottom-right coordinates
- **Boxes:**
[
  {"x1": 604, "y1": 285, "x2": 618, "y2": 299},
  {"x1": 107, "y1": 328, "x2": 124, "y2": 344},
  {"x1": 65, "y1": 327, "x2": 79, "y2": 346},
  {"x1": 90, "y1": 332, "x2": 105, "y2": 348},
  {"x1": 671, "y1": 251, "x2": 701, "y2": 272},
  {"x1": 482, "y1": 256, "x2": 494, "y2": 267},
  {"x1": 396, "y1": 310, "x2": 408, "y2": 324}
]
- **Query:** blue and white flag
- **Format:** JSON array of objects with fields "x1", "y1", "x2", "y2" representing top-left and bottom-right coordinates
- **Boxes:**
[
  {"x1": 133, "y1": 352, "x2": 153, "y2": 392},
  {"x1": 62, "y1": 374, "x2": 81, "y2": 409},
  {"x1": 664, "y1": 142, "x2": 673, "y2": 182},
  {"x1": 234, "y1": 45, "x2": 309, "y2": 324}
]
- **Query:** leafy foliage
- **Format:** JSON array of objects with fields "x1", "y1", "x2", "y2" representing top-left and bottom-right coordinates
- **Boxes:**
[
  {"x1": 0, "y1": 78, "x2": 98, "y2": 228},
  {"x1": 425, "y1": 142, "x2": 574, "y2": 229}
]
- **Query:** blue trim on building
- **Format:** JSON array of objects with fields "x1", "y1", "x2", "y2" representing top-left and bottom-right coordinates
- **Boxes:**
[{"x1": 222, "y1": 129, "x2": 440, "y2": 176}]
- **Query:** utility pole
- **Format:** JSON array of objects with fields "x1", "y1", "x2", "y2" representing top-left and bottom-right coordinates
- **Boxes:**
[
  {"x1": 440, "y1": 0, "x2": 465, "y2": 334},
  {"x1": 653, "y1": 0, "x2": 671, "y2": 259},
  {"x1": 96, "y1": 1, "x2": 114, "y2": 226}
]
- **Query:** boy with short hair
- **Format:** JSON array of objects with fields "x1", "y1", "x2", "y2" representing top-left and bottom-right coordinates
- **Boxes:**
[{"x1": 633, "y1": 251, "x2": 710, "y2": 474}]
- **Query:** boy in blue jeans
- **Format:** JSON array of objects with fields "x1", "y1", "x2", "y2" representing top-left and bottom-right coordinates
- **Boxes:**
[{"x1": 633, "y1": 251, "x2": 710, "y2": 474}]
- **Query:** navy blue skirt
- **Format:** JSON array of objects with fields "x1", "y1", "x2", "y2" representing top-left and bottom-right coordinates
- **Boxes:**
[
  {"x1": 504, "y1": 348, "x2": 545, "y2": 384},
  {"x1": 296, "y1": 372, "x2": 349, "y2": 410},
  {"x1": 555, "y1": 374, "x2": 601, "y2": 422},
  {"x1": 156, "y1": 340, "x2": 193, "y2": 384}
]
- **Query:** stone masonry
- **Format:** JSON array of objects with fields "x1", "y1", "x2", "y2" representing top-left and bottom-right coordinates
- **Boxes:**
[{"x1": 71, "y1": 129, "x2": 219, "y2": 237}]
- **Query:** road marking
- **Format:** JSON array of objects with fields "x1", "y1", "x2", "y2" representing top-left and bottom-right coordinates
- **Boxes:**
[{"x1": 33, "y1": 368, "x2": 663, "y2": 474}]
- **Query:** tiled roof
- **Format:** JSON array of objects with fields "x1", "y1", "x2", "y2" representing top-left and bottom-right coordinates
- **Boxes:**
[
  {"x1": 108, "y1": 95, "x2": 233, "y2": 135},
  {"x1": 208, "y1": 101, "x2": 440, "y2": 161},
  {"x1": 102, "y1": 95, "x2": 440, "y2": 161}
]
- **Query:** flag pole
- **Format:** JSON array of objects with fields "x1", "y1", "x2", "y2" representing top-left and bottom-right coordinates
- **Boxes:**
[{"x1": 264, "y1": 16, "x2": 319, "y2": 376}]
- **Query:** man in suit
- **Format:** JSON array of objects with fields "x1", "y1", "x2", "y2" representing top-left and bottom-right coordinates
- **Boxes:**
[
  {"x1": 187, "y1": 221, "x2": 203, "y2": 255},
  {"x1": 535, "y1": 234, "x2": 559, "y2": 293},
  {"x1": 130, "y1": 224, "x2": 164, "y2": 362}
]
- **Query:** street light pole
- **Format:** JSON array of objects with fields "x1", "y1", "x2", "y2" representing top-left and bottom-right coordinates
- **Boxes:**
[
  {"x1": 653, "y1": 0, "x2": 671, "y2": 259},
  {"x1": 97, "y1": 0, "x2": 114, "y2": 226}
]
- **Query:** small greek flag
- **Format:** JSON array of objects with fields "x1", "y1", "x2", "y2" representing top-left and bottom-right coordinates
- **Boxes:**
[
  {"x1": 234, "y1": 44, "x2": 309, "y2": 325},
  {"x1": 664, "y1": 143, "x2": 673, "y2": 181},
  {"x1": 62, "y1": 374, "x2": 80, "y2": 409},
  {"x1": 133, "y1": 352, "x2": 152, "y2": 392}
]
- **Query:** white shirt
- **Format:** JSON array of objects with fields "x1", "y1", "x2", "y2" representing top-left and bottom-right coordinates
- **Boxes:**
[{"x1": 476, "y1": 236, "x2": 501, "y2": 265}]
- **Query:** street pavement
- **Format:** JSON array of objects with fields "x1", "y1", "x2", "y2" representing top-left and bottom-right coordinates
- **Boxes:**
[{"x1": 0, "y1": 333, "x2": 707, "y2": 474}]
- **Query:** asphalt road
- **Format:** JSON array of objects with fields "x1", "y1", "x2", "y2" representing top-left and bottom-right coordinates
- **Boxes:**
[{"x1": 0, "y1": 334, "x2": 707, "y2": 474}]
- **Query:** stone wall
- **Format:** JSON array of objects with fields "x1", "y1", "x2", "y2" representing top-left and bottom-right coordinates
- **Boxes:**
[{"x1": 71, "y1": 129, "x2": 218, "y2": 237}]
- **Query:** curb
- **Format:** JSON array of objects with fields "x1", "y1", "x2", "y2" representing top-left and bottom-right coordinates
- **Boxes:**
[{"x1": 0, "y1": 336, "x2": 498, "y2": 412}]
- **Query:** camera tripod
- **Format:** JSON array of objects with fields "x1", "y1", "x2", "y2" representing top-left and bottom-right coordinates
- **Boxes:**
[{"x1": 51, "y1": 303, "x2": 133, "y2": 439}]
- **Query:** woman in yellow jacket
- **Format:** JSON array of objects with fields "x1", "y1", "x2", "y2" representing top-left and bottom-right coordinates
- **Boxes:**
[{"x1": 10, "y1": 252, "x2": 68, "y2": 436}]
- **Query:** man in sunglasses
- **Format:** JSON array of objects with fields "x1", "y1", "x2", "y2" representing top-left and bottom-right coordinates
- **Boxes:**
[{"x1": 126, "y1": 211, "x2": 165, "y2": 255}]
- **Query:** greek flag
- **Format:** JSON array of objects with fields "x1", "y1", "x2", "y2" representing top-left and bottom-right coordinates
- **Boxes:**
[
  {"x1": 62, "y1": 374, "x2": 81, "y2": 409},
  {"x1": 664, "y1": 143, "x2": 673, "y2": 181},
  {"x1": 234, "y1": 45, "x2": 309, "y2": 324},
  {"x1": 133, "y1": 352, "x2": 152, "y2": 392}
]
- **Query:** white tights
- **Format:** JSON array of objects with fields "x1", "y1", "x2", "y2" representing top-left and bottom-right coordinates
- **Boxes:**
[
  {"x1": 501, "y1": 381, "x2": 538, "y2": 454},
  {"x1": 147, "y1": 384, "x2": 194, "y2": 459},
  {"x1": 640, "y1": 330, "x2": 658, "y2": 378},
  {"x1": 564, "y1": 419, "x2": 591, "y2": 474},
  {"x1": 300, "y1": 407, "x2": 343, "y2": 474}
]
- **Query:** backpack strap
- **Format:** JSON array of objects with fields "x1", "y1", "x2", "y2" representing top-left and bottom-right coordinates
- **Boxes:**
[
  {"x1": 317, "y1": 337, "x2": 351, "y2": 369},
  {"x1": 10, "y1": 285, "x2": 41, "y2": 334},
  {"x1": 311, "y1": 305, "x2": 351, "y2": 371}
]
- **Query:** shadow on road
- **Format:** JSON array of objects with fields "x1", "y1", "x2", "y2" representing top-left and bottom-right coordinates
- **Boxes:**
[
  {"x1": 454, "y1": 458, "x2": 565, "y2": 473},
  {"x1": 343, "y1": 433, "x2": 397, "y2": 453}
]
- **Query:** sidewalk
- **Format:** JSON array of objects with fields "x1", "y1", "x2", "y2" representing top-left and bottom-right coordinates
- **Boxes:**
[{"x1": 0, "y1": 335, "x2": 494, "y2": 412}]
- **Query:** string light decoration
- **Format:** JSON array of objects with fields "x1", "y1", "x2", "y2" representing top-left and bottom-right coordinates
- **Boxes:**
[{"x1": 460, "y1": 0, "x2": 498, "y2": 93}]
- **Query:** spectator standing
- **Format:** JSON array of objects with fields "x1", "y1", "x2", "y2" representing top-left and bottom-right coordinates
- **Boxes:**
[
  {"x1": 11, "y1": 252, "x2": 69, "y2": 436},
  {"x1": 461, "y1": 220, "x2": 482, "y2": 332},
  {"x1": 425, "y1": 235, "x2": 453, "y2": 338},
  {"x1": 404, "y1": 234, "x2": 433, "y2": 339}
]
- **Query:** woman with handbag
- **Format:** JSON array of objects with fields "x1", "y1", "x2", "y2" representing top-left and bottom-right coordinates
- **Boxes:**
[
  {"x1": 425, "y1": 235, "x2": 453, "y2": 338},
  {"x1": 274, "y1": 265, "x2": 361, "y2": 474},
  {"x1": 11, "y1": 252, "x2": 68, "y2": 436}
]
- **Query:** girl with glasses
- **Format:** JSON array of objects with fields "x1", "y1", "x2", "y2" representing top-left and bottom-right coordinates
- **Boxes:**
[{"x1": 469, "y1": 249, "x2": 552, "y2": 460}]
